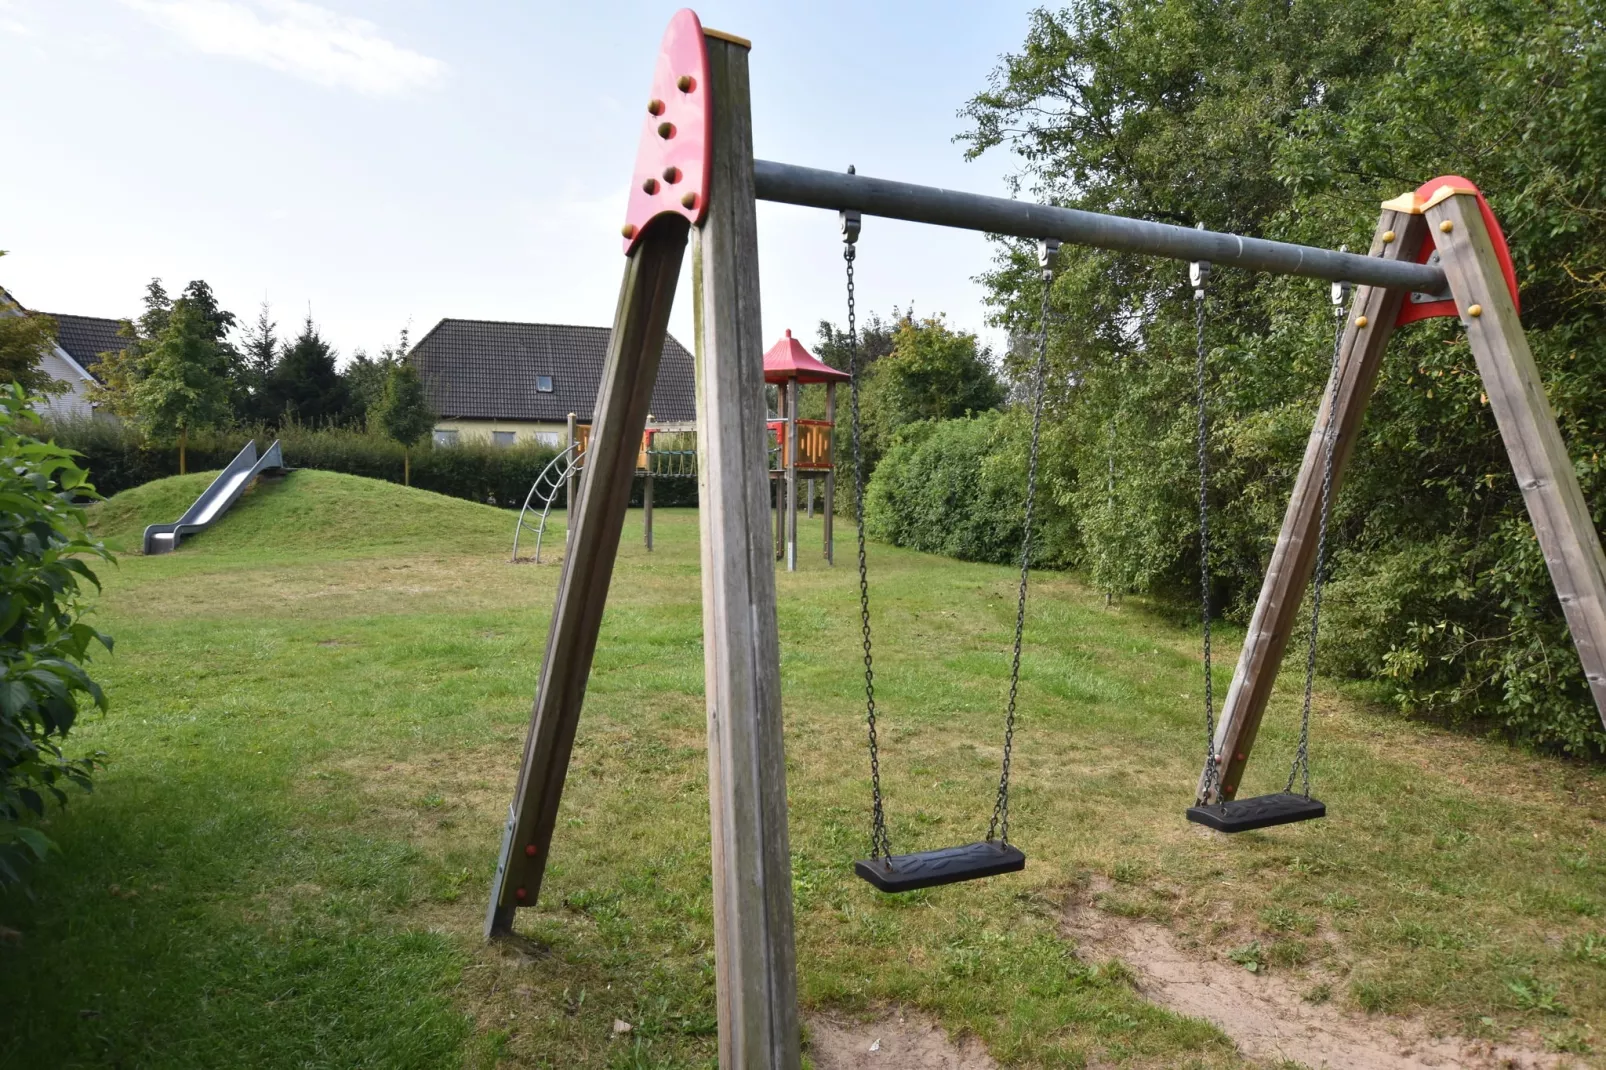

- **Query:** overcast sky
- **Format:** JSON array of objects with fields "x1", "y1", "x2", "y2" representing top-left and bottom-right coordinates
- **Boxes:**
[{"x1": 1, "y1": 1, "x2": 1034, "y2": 363}]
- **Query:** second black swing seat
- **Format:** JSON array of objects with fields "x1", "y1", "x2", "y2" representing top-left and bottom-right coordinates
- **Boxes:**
[
  {"x1": 1186, "y1": 792, "x2": 1325, "y2": 834},
  {"x1": 854, "y1": 841, "x2": 1026, "y2": 893}
]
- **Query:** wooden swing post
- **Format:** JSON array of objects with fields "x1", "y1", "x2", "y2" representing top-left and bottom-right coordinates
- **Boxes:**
[{"x1": 1200, "y1": 210, "x2": 1427, "y2": 803}]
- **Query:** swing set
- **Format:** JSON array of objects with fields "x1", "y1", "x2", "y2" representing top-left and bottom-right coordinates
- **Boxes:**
[{"x1": 486, "y1": 11, "x2": 1606, "y2": 1066}]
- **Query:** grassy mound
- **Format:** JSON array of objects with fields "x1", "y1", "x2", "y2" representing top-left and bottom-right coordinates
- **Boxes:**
[{"x1": 89, "y1": 468, "x2": 523, "y2": 556}]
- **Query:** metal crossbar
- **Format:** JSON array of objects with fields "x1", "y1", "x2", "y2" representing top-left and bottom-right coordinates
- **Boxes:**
[{"x1": 752, "y1": 160, "x2": 1447, "y2": 294}]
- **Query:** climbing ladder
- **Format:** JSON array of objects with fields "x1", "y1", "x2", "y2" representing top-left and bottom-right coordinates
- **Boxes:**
[{"x1": 511, "y1": 443, "x2": 579, "y2": 563}]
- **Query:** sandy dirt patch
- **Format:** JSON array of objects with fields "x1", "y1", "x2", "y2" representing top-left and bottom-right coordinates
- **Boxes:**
[
  {"x1": 1064, "y1": 877, "x2": 1573, "y2": 1069},
  {"x1": 806, "y1": 1009, "x2": 999, "y2": 1070}
]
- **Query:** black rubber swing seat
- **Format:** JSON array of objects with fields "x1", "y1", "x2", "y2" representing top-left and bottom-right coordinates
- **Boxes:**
[
  {"x1": 1186, "y1": 792, "x2": 1326, "y2": 834},
  {"x1": 853, "y1": 841, "x2": 1026, "y2": 893}
]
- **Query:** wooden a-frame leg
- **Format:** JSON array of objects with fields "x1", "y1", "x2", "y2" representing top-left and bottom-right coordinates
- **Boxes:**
[
  {"x1": 1425, "y1": 194, "x2": 1606, "y2": 723},
  {"x1": 694, "y1": 31, "x2": 802, "y2": 1070},
  {"x1": 1201, "y1": 211, "x2": 1426, "y2": 803},
  {"x1": 485, "y1": 217, "x2": 689, "y2": 938}
]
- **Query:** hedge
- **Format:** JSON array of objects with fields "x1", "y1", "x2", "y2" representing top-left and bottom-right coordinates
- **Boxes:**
[{"x1": 36, "y1": 418, "x2": 698, "y2": 510}]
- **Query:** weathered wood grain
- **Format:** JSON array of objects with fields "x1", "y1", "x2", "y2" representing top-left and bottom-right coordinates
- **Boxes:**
[{"x1": 692, "y1": 32, "x2": 802, "y2": 1068}]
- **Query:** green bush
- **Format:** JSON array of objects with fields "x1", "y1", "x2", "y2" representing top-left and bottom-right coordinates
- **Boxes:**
[
  {"x1": 31, "y1": 418, "x2": 697, "y2": 510},
  {"x1": 0, "y1": 387, "x2": 113, "y2": 886},
  {"x1": 864, "y1": 411, "x2": 1077, "y2": 568}
]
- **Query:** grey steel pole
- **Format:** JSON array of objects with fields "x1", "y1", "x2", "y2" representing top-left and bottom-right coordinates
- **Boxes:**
[{"x1": 753, "y1": 160, "x2": 1446, "y2": 295}]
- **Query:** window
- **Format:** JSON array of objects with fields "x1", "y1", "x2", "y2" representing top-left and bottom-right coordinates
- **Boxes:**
[
  {"x1": 534, "y1": 431, "x2": 561, "y2": 449},
  {"x1": 493, "y1": 431, "x2": 517, "y2": 448},
  {"x1": 535, "y1": 374, "x2": 554, "y2": 393},
  {"x1": 432, "y1": 428, "x2": 459, "y2": 447}
]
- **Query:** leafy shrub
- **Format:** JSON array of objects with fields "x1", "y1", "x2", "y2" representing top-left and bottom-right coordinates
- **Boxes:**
[
  {"x1": 864, "y1": 411, "x2": 1076, "y2": 567},
  {"x1": 0, "y1": 387, "x2": 113, "y2": 885},
  {"x1": 35, "y1": 418, "x2": 700, "y2": 510}
]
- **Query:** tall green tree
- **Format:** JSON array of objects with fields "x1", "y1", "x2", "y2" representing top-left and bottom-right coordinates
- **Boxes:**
[
  {"x1": 859, "y1": 315, "x2": 1006, "y2": 465},
  {"x1": 962, "y1": 0, "x2": 1606, "y2": 752},
  {"x1": 237, "y1": 301, "x2": 279, "y2": 422},
  {"x1": 131, "y1": 297, "x2": 234, "y2": 473},
  {"x1": 373, "y1": 360, "x2": 434, "y2": 486},
  {"x1": 266, "y1": 316, "x2": 349, "y2": 427},
  {"x1": 343, "y1": 327, "x2": 411, "y2": 427},
  {"x1": 0, "y1": 314, "x2": 64, "y2": 397}
]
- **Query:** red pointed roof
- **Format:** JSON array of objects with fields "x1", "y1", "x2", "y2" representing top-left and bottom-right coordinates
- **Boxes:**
[{"x1": 763, "y1": 329, "x2": 851, "y2": 384}]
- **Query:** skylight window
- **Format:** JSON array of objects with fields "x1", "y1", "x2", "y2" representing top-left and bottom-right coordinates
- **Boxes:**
[{"x1": 535, "y1": 375, "x2": 554, "y2": 393}]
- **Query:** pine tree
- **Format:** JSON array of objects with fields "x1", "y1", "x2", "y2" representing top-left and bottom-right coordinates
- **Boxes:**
[
  {"x1": 238, "y1": 302, "x2": 279, "y2": 422},
  {"x1": 266, "y1": 315, "x2": 349, "y2": 426},
  {"x1": 374, "y1": 361, "x2": 434, "y2": 485}
]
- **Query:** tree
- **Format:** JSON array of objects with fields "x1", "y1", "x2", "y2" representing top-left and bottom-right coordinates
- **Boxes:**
[
  {"x1": 91, "y1": 279, "x2": 238, "y2": 427},
  {"x1": 131, "y1": 297, "x2": 234, "y2": 473},
  {"x1": 859, "y1": 315, "x2": 1006, "y2": 465},
  {"x1": 0, "y1": 314, "x2": 64, "y2": 397},
  {"x1": 962, "y1": 0, "x2": 1606, "y2": 753},
  {"x1": 237, "y1": 301, "x2": 279, "y2": 422},
  {"x1": 373, "y1": 361, "x2": 434, "y2": 485},
  {"x1": 0, "y1": 384, "x2": 112, "y2": 886},
  {"x1": 265, "y1": 315, "x2": 349, "y2": 426},
  {"x1": 343, "y1": 327, "x2": 411, "y2": 427},
  {"x1": 0, "y1": 252, "x2": 65, "y2": 397}
]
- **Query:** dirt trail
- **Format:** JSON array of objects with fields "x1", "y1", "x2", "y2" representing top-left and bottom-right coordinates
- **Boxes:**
[
  {"x1": 1064, "y1": 877, "x2": 1573, "y2": 1069},
  {"x1": 806, "y1": 1011, "x2": 999, "y2": 1070}
]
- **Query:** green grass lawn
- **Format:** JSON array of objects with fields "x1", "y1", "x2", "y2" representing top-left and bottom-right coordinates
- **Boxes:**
[{"x1": 4, "y1": 469, "x2": 1606, "y2": 1068}]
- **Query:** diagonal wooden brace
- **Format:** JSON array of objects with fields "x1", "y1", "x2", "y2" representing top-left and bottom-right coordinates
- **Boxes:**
[
  {"x1": 1201, "y1": 210, "x2": 1427, "y2": 804},
  {"x1": 1423, "y1": 193, "x2": 1606, "y2": 721},
  {"x1": 485, "y1": 216, "x2": 689, "y2": 938}
]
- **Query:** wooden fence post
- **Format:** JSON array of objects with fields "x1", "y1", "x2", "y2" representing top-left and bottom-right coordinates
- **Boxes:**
[
  {"x1": 1424, "y1": 192, "x2": 1606, "y2": 723},
  {"x1": 1203, "y1": 211, "x2": 1426, "y2": 802},
  {"x1": 692, "y1": 29, "x2": 802, "y2": 1069}
]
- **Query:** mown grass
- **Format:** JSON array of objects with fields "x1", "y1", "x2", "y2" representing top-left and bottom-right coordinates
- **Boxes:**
[{"x1": 3, "y1": 470, "x2": 1606, "y2": 1067}]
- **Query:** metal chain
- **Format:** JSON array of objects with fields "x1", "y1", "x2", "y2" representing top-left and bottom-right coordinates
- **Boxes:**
[
  {"x1": 843, "y1": 200, "x2": 890, "y2": 862},
  {"x1": 1193, "y1": 273, "x2": 1224, "y2": 805},
  {"x1": 1288, "y1": 287, "x2": 1351, "y2": 796},
  {"x1": 988, "y1": 240, "x2": 1057, "y2": 845}
]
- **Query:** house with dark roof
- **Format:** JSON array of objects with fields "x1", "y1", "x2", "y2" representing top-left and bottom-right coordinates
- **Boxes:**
[
  {"x1": 408, "y1": 318, "x2": 696, "y2": 447},
  {"x1": 0, "y1": 285, "x2": 132, "y2": 419}
]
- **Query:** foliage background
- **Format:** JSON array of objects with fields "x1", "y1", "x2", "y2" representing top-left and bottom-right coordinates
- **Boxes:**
[{"x1": 918, "y1": 0, "x2": 1606, "y2": 753}]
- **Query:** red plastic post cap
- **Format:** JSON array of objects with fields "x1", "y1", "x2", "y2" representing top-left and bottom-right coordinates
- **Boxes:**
[
  {"x1": 1393, "y1": 175, "x2": 1519, "y2": 327},
  {"x1": 621, "y1": 9, "x2": 711, "y2": 253}
]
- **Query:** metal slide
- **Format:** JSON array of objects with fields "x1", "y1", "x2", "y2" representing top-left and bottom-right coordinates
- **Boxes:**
[{"x1": 141, "y1": 439, "x2": 287, "y2": 555}]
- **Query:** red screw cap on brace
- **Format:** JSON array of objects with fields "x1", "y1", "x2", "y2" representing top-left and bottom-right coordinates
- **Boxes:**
[{"x1": 620, "y1": 9, "x2": 713, "y2": 254}]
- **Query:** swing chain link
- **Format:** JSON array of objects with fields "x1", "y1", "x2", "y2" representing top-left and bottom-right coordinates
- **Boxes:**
[
  {"x1": 1289, "y1": 275, "x2": 1353, "y2": 796},
  {"x1": 843, "y1": 190, "x2": 891, "y2": 863},
  {"x1": 1192, "y1": 246, "x2": 1224, "y2": 806},
  {"x1": 988, "y1": 238, "x2": 1059, "y2": 845}
]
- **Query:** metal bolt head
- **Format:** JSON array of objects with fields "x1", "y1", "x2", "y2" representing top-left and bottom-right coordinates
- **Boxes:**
[
  {"x1": 657, "y1": 121, "x2": 675, "y2": 139},
  {"x1": 1382, "y1": 230, "x2": 1396, "y2": 243},
  {"x1": 647, "y1": 98, "x2": 665, "y2": 116},
  {"x1": 676, "y1": 74, "x2": 696, "y2": 92},
  {"x1": 1355, "y1": 315, "x2": 1369, "y2": 328},
  {"x1": 662, "y1": 166, "x2": 681, "y2": 184},
  {"x1": 642, "y1": 177, "x2": 659, "y2": 195},
  {"x1": 1439, "y1": 219, "x2": 1454, "y2": 233},
  {"x1": 621, "y1": 223, "x2": 637, "y2": 239},
  {"x1": 524, "y1": 844, "x2": 537, "y2": 857},
  {"x1": 1468, "y1": 303, "x2": 1483, "y2": 317},
  {"x1": 515, "y1": 886, "x2": 528, "y2": 901},
  {"x1": 681, "y1": 192, "x2": 697, "y2": 210}
]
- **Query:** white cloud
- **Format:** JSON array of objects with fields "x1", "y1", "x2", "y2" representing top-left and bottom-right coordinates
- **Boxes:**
[{"x1": 122, "y1": 0, "x2": 445, "y2": 96}]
